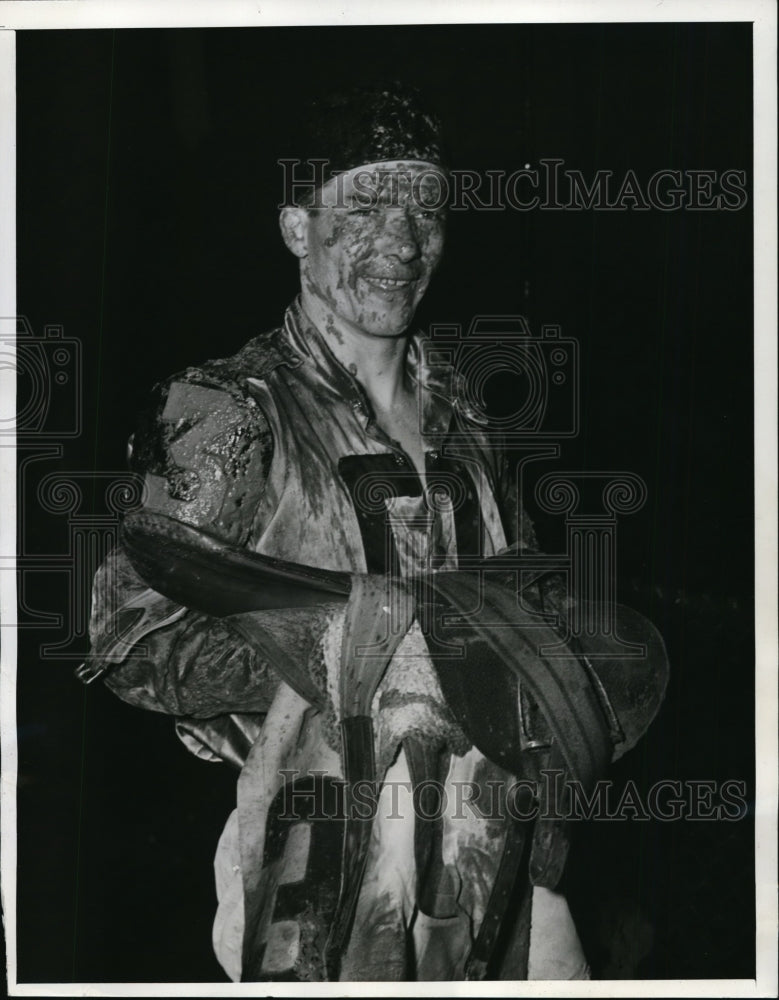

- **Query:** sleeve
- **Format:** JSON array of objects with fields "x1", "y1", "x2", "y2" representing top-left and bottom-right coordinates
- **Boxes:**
[
  {"x1": 88, "y1": 369, "x2": 283, "y2": 718},
  {"x1": 128, "y1": 371, "x2": 273, "y2": 546}
]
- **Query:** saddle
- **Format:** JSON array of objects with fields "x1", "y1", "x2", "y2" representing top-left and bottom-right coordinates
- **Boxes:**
[{"x1": 120, "y1": 510, "x2": 669, "y2": 979}]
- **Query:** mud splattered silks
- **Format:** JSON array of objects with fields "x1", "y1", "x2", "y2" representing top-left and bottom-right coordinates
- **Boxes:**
[{"x1": 87, "y1": 297, "x2": 584, "y2": 981}]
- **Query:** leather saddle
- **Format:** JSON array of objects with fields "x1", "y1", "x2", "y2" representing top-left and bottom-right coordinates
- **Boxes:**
[{"x1": 119, "y1": 510, "x2": 668, "y2": 775}]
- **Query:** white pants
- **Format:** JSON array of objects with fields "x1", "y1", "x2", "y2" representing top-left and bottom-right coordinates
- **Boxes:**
[{"x1": 214, "y1": 747, "x2": 591, "y2": 982}]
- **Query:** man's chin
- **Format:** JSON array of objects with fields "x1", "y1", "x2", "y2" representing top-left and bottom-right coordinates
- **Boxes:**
[
  {"x1": 356, "y1": 299, "x2": 420, "y2": 338},
  {"x1": 359, "y1": 313, "x2": 416, "y2": 338}
]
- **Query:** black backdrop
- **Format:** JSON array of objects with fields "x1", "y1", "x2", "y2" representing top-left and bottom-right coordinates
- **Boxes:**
[{"x1": 15, "y1": 23, "x2": 754, "y2": 982}]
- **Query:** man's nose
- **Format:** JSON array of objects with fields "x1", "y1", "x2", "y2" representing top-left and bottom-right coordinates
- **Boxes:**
[{"x1": 383, "y1": 212, "x2": 421, "y2": 262}]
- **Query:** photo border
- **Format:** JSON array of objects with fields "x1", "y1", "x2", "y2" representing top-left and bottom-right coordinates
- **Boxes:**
[{"x1": 0, "y1": 2, "x2": 775, "y2": 996}]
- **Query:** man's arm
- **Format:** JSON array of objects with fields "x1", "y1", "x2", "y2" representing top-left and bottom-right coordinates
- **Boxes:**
[
  {"x1": 88, "y1": 368, "x2": 288, "y2": 718},
  {"x1": 90, "y1": 546, "x2": 282, "y2": 717}
]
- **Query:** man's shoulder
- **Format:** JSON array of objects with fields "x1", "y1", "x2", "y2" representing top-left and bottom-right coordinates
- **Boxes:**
[
  {"x1": 128, "y1": 325, "x2": 290, "y2": 483},
  {"x1": 161, "y1": 323, "x2": 296, "y2": 403}
]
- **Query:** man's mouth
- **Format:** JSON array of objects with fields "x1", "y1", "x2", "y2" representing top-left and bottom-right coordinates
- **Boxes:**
[{"x1": 361, "y1": 274, "x2": 417, "y2": 292}]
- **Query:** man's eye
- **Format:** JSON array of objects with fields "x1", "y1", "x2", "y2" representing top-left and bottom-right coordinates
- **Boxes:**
[
  {"x1": 347, "y1": 207, "x2": 378, "y2": 216},
  {"x1": 413, "y1": 209, "x2": 444, "y2": 221}
]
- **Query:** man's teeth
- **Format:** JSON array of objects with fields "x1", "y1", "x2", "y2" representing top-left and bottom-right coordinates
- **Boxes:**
[{"x1": 368, "y1": 276, "x2": 412, "y2": 289}]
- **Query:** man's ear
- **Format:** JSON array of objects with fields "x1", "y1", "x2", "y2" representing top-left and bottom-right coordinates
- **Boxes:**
[{"x1": 279, "y1": 205, "x2": 310, "y2": 259}]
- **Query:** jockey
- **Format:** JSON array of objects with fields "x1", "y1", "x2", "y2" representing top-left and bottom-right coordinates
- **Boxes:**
[{"x1": 82, "y1": 84, "x2": 666, "y2": 982}]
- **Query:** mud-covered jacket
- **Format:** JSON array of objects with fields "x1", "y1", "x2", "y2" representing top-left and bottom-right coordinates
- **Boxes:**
[{"x1": 88, "y1": 296, "x2": 539, "y2": 765}]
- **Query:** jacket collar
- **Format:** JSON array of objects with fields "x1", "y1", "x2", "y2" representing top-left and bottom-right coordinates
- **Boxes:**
[{"x1": 279, "y1": 297, "x2": 488, "y2": 439}]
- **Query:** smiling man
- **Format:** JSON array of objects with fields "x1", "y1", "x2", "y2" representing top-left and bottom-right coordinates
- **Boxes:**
[{"x1": 84, "y1": 85, "x2": 606, "y2": 982}]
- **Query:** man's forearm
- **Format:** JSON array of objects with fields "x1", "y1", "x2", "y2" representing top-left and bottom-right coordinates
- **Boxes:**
[{"x1": 102, "y1": 608, "x2": 282, "y2": 718}]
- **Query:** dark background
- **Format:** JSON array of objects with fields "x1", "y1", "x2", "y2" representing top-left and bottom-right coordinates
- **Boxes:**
[{"x1": 15, "y1": 24, "x2": 754, "y2": 982}]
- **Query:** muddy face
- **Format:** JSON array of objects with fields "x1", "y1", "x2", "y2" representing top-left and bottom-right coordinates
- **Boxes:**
[{"x1": 301, "y1": 161, "x2": 447, "y2": 338}]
